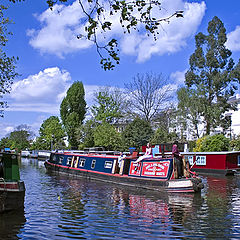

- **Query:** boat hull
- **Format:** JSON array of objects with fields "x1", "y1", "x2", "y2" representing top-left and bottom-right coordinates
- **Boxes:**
[
  {"x1": 45, "y1": 160, "x2": 203, "y2": 193},
  {"x1": 0, "y1": 181, "x2": 25, "y2": 213}
]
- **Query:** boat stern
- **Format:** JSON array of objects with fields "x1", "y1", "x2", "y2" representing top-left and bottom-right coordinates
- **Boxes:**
[{"x1": 167, "y1": 177, "x2": 203, "y2": 193}]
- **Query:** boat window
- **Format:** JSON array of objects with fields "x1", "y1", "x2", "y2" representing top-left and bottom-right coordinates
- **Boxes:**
[
  {"x1": 67, "y1": 157, "x2": 72, "y2": 166},
  {"x1": 59, "y1": 156, "x2": 64, "y2": 164},
  {"x1": 104, "y1": 161, "x2": 113, "y2": 169},
  {"x1": 91, "y1": 160, "x2": 96, "y2": 169},
  {"x1": 79, "y1": 158, "x2": 86, "y2": 167},
  {"x1": 52, "y1": 155, "x2": 57, "y2": 162}
]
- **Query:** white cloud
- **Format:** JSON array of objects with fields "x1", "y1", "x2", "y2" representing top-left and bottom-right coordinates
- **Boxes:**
[
  {"x1": 170, "y1": 69, "x2": 187, "y2": 85},
  {"x1": 5, "y1": 67, "x2": 103, "y2": 114},
  {"x1": 27, "y1": 0, "x2": 206, "y2": 62},
  {"x1": 226, "y1": 26, "x2": 240, "y2": 51},
  {"x1": 7, "y1": 67, "x2": 71, "y2": 113}
]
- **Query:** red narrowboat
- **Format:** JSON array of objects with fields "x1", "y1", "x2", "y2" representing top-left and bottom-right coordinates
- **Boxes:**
[{"x1": 182, "y1": 151, "x2": 240, "y2": 175}]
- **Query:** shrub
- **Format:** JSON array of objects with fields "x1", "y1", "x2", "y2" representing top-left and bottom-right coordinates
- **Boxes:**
[
  {"x1": 230, "y1": 135, "x2": 240, "y2": 151},
  {"x1": 200, "y1": 134, "x2": 230, "y2": 152}
]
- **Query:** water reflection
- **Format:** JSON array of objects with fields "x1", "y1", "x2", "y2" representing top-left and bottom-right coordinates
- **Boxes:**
[
  {"x1": 0, "y1": 210, "x2": 26, "y2": 240},
  {"x1": 1, "y1": 158, "x2": 239, "y2": 239}
]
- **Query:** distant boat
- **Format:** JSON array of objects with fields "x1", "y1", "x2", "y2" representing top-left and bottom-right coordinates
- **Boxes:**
[
  {"x1": 38, "y1": 151, "x2": 51, "y2": 161},
  {"x1": 45, "y1": 150, "x2": 204, "y2": 193},
  {"x1": 182, "y1": 151, "x2": 240, "y2": 175},
  {"x1": 0, "y1": 152, "x2": 25, "y2": 213}
]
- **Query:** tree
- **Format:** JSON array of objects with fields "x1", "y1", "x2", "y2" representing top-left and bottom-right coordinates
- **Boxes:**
[
  {"x1": 10, "y1": 0, "x2": 183, "y2": 70},
  {"x1": 60, "y1": 81, "x2": 86, "y2": 148},
  {"x1": 184, "y1": 16, "x2": 240, "y2": 135},
  {"x1": 93, "y1": 122, "x2": 122, "y2": 150},
  {"x1": 76, "y1": 119, "x2": 95, "y2": 149},
  {"x1": 194, "y1": 134, "x2": 230, "y2": 152},
  {"x1": 91, "y1": 86, "x2": 126, "y2": 123},
  {"x1": 0, "y1": 5, "x2": 18, "y2": 117},
  {"x1": 0, "y1": 125, "x2": 34, "y2": 151},
  {"x1": 36, "y1": 116, "x2": 66, "y2": 150},
  {"x1": 122, "y1": 117, "x2": 153, "y2": 149},
  {"x1": 125, "y1": 72, "x2": 174, "y2": 122},
  {"x1": 177, "y1": 87, "x2": 203, "y2": 138},
  {"x1": 151, "y1": 127, "x2": 178, "y2": 145}
]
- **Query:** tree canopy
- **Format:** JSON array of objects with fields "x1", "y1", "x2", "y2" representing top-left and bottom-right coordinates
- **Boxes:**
[
  {"x1": 91, "y1": 87, "x2": 126, "y2": 123},
  {"x1": 122, "y1": 117, "x2": 153, "y2": 149},
  {"x1": 93, "y1": 122, "x2": 122, "y2": 150},
  {"x1": 0, "y1": 5, "x2": 18, "y2": 117},
  {"x1": 34, "y1": 116, "x2": 66, "y2": 150},
  {"x1": 181, "y1": 16, "x2": 240, "y2": 135},
  {"x1": 0, "y1": 124, "x2": 34, "y2": 151},
  {"x1": 60, "y1": 81, "x2": 86, "y2": 148}
]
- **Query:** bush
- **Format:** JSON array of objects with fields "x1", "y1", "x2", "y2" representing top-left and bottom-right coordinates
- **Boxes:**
[
  {"x1": 230, "y1": 135, "x2": 240, "y2": 151},
  {"x1": 195, "y1": 134, "x2": 230, "y2": 152}
]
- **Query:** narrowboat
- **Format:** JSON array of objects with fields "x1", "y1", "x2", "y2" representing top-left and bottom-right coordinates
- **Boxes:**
[
  {"x1": 44, "y1": 151, "x2": 204, "y2": 193},
  {"x1": 0, "y1": 152, "x2": 25, "y2": 213},
  {"x1": 182, "y1": 151, "x2": 240, "y2": 175}
]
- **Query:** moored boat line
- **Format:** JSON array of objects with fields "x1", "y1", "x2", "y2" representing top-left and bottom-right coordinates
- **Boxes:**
[{"x1": 44, "y1": 150, "x2": 204, "y2": 193}]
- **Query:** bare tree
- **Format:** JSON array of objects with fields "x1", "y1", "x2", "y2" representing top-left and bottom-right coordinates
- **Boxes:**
[{"x1": 125, "y1": 72, "x2": 174, "y2": 122}]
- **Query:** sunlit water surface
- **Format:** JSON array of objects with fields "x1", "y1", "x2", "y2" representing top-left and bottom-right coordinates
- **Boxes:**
[{"x1": 0, "y1": 158, "x2": 240, "y2": 239}]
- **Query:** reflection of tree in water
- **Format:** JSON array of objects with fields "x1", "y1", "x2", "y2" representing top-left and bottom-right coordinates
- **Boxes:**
[
  {"x1": 201, "y1": 175, "x2": 238, "y2": 239},
  {"x1": 0, "y1": 209, "x2": 26, "y2": 240}
]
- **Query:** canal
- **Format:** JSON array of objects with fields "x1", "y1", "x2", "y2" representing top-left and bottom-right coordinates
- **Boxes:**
[{"x1": 1, "y1": 157, "x2": 240, "y2": 239}]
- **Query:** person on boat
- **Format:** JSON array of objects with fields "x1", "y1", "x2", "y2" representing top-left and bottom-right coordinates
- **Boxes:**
[
  {"x1": 118, "y1": 152, "x2": 126, "y2": 169},
  {"x1": 172, "y1": 140, "x2": 183, "y2": 178},
  {"x1": 134, "y1": 143, "x2": 152, "y2": 163}
]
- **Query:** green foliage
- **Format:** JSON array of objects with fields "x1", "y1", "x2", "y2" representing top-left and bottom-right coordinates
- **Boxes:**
[
  {"x1": 184, "y1": 16, "x2": 240, "y2": 135},
  {"x1": 0, "y1": 5, "x2": 18, "y2": 117},
  {"x1": 0, "y1": 137, "x2": 13, "y2": 149},
  {"x1": 122, "y1": 117, "x2": 153, "y2": 149},
  {"x1": 0, "y1": 125, "x2": 33, "y2": 151},
  {"x1": 151, "y1": 127, "x2": 178, "y2": 145},
  {"x1": 60, "y1": 81, "x2": 86, "y2": 148},
  {"x1": 193, "y1": 136, "x2": 207, "y2": 152},
  {"x1": 194, "y1": 134, "x2": 229, "y2": 152},
  {"x1": 77, "y1": 120, "x2": 95, "y2": 149},
  {"x1": 93, "y1": 122, "x2": 123, "y2": 150},
  {"x1": 34, "y1": 116, "x2": 66, "y2": 150},
  {"x1": 188, "y1": 140, "x2": 196, "y2": 152},
  {"x1": 230, "y1": 135, "x2": 240, "y2": 151},
  {"x1": 91, "y1": 87, "x2": 124, "y2": 123}
]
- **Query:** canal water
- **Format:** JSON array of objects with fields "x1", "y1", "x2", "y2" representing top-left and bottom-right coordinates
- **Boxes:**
[{"x1": 1, "y1": 158, "x2": 240, "y2": 240}]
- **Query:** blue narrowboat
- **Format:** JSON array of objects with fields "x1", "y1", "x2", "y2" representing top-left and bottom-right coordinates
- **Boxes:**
[{"x1": 44, "y1": 151, "x2": 204, "y2": 193}]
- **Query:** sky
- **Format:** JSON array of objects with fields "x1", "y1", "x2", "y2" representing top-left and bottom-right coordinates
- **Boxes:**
[{"x1": 1, "y1": 0, "x2": 240, "y2": 139}]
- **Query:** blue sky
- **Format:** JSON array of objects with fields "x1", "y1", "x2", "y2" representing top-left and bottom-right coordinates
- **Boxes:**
[{"x1": 1, "y1": 0, "x2": 240, "y2": 139}]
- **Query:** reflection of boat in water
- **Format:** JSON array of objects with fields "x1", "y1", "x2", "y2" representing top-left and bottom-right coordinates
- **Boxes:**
[
  {"x1": 0, "y1": 153, "x2": 25, "y2": 213},
  {"x1": 45, "y1": 151, "x2": 204, "y2": 193},
  {"x1": 0, "y1": 209, "x2": 26, "y2": 239}
]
